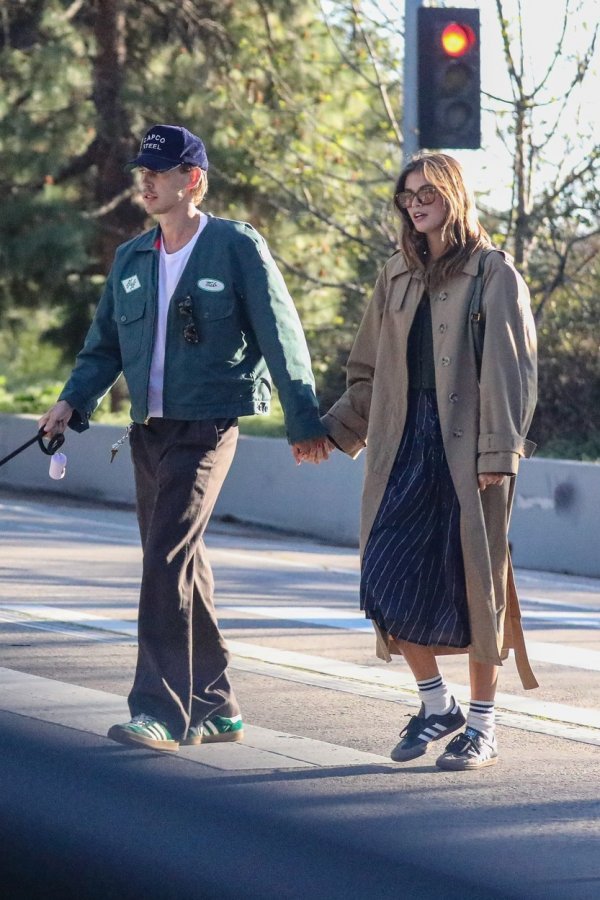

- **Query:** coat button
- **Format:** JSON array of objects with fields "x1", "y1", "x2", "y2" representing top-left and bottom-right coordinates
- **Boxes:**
[
  {"x1": 453, "y1": 428, "x2": 463, "y2": 437},
  {"x1": 441, "y1": 356, "x2": 450, "y2": 366},
  {"x1": 449, "y1": 392, "x2": 459, "y2": 403},
  {"x1": 120, "y1": 314, "x2": 127, "y2": 322},
  {"x1": 439, "y1": 323, "x2": 447, "y2": 333},
  {"x1": 437, "y1": 291, "x2": 448, "y2": 301}
]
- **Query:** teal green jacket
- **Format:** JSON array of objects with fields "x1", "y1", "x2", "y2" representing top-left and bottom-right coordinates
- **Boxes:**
[{"x1": 60, "y1": 215, "x2": 327, "y2": 443}]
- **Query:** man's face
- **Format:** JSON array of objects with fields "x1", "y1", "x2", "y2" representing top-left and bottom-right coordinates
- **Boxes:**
[{"x1": 134, "y1": 165, "x2": 193, "y2": 215}]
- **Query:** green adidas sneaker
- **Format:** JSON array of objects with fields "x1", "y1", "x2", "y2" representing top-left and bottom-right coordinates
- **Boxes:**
[
  {"x1": 107, "y1": 714, "x2": 179, "y2": 752},
  {"x1": 181, "y1": 714, "x2": 244, "y2": 746}
]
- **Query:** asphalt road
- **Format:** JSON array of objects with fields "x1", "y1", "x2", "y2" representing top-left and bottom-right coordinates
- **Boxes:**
[{"x1": 0, "y1": 489, "x2": 599, "y2": 899}]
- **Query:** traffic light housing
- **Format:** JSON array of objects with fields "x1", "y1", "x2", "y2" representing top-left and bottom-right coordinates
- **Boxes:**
[{"x1": 417, "y1": 7, "x2": 481, "y2": 149}]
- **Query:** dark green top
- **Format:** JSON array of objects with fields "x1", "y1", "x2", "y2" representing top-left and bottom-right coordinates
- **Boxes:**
[
  {"x1": 58, "y1": 215, "x2": 326, "y2": 443},
  {"x1": 407, "y1": 292, "x2": 436, "y2": 390}
]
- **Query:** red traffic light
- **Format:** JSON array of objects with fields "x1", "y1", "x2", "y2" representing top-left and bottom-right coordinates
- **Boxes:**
[
  {"x1": 441, "y1": 22, "x2": 476, "y2": 57},
  {"x1": 417, "y1": 7, "x2": 481, "y2": 148}
]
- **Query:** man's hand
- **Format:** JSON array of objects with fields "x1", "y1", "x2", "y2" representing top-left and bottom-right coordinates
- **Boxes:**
[
  {"x1": 291, "y1": 437, "x2": 334, "y2": 465},
  {"x1": 38, "y1": 400, "x2": 74, "y2": 438},
  {"x1": 478, "y1": 473, "x2": 507, "y2": 491}
]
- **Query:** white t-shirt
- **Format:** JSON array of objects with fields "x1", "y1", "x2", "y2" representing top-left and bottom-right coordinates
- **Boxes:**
[{"x1": 147, "y1": 213, "x2": 207, "y2": 417}]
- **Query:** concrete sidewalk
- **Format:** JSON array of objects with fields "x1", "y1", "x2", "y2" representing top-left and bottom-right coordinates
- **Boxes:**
[{"x1": 0, "y1": 667, "x2": 598, "y2": 899}]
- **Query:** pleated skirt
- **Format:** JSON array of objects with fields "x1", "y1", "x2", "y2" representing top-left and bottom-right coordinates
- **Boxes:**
[{"x1": 360, "y1": 389, "x2": 470, "y2": 648}]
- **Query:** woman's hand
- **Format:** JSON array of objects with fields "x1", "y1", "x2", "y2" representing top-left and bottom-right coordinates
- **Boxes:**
[
  {"x1": 291, "y1": 437, "x2": 335, "y2": 465},
  {"x1": 478, "y1": 473, "x2": 507, "y2": 491}
]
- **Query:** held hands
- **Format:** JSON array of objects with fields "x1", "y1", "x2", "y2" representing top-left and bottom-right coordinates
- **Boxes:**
[
  {"x1": 478, "y1": 473, "x2": 506, "y2": 491},
  {"x1": 291, "y1": 436, "x2": 336, "y2": 465},
  {"x1": 38, "y1": 400, "x2": 74, "y2": 439}
]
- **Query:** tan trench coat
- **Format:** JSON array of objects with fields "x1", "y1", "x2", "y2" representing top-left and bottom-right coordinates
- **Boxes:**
[{"x1": 322, "y1": 248, "x2": 538, "y2": 689}]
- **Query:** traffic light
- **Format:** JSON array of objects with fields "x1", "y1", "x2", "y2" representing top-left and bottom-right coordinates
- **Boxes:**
[{"x1": 417, "y1": 7, "x2": 481, "y2": 150}]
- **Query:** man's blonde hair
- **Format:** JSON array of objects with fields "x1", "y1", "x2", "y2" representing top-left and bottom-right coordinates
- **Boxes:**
[{"x1": 181, "y1": 164, "x2": 208, "y2": 205}]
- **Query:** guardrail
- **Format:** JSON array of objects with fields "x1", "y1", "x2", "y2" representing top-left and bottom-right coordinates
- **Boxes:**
[{"x1": 1, "y1": 413, "x2": 598, "y2": 577}]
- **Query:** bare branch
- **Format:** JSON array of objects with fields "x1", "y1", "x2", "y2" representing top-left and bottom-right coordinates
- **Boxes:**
[
  {"x1": 81, "y1": 187, "x2": 136, "y2": 219},
  {"x1": 61, "y1": 0, "x2": 86, "y2": 22},
  {"x1": 349, "y1": 1, "x2": 402, "y2": 147},
  {"x1": 271, "y1": 252, "x2": 368, "y2": 294}
]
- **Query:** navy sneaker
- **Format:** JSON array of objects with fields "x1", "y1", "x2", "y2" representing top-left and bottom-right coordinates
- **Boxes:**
[
  {"x1": 436, "y1": 726, "x2": 498, "y2": 771},
  {"x1": 390, "y1": 700, "x2": 465, "y2": 762}
]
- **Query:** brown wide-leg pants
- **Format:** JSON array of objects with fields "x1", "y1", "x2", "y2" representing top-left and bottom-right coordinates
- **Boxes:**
[{"x1": 128, "y1": 417, "x2": 239, "y2": 739}]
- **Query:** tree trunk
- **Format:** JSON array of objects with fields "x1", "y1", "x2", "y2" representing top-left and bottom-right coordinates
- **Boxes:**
[
  {"x1": 92, "y1": 0, "x2": 145, "y2": 273},
  {"x1": 92, "y1": 0, "x2": 144, "y2": 412}
]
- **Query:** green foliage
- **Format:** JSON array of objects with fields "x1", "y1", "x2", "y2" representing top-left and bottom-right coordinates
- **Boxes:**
[
  {"x1": 529, "y1": 270, "x2": 600, "y2": 458},
  {"x1": 0, "y1": 378, "x2": 65, "y2": 415},
  {"x1": 198, "y1": 1, "x2": 402, "y2": 406},
  {"x1": 537, "y1": 435, "x2": 600, "y2": 463},
  {"x1": 238, "y1": 391, "x2": 286, "y2": 437}
]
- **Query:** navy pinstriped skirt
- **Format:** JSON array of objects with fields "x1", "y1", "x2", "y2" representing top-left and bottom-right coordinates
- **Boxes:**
[{"x1": 360, "y1": 389, "x2": 470, "y2": 648}]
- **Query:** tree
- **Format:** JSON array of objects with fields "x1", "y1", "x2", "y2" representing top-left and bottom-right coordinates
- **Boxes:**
[
  {"x1": 0, "y1": 0, "x2": 232, "y2": 359},
  {"x1": 488, "y1": 0, "x2": 599, "y2": 304},
  {"x1": 0, "y1": 0, "x2": 402, "y2": 410}
]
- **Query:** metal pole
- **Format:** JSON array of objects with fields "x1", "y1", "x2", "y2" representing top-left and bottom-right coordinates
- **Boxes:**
[{"x1": 403, "y1": 0, "x2": 424, "y2": 165}]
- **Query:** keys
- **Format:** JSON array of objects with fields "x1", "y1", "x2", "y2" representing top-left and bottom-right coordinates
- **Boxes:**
[{"x1": 110, "y1": 423, "x2": 133, "y2": 463}]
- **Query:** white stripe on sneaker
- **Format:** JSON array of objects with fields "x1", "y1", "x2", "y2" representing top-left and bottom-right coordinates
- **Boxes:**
[{"x1": 421, "y1": 728, "x2": 438, "y2": 739}]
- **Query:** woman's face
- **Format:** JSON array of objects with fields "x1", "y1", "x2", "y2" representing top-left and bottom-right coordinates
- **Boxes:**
[{"x1": 403, "y1": 170, "x2": 446, "y2": 240}]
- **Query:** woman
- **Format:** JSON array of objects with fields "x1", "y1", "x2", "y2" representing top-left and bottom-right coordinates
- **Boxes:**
[{"x1": 310, "y1": 153, "x2": 538, "y2": 770}]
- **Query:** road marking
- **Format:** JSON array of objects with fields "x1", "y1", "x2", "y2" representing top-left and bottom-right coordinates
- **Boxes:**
[
  {"x1": 4, "y1": 598, "x2": 600, "y2": 675},
  {"x1": 0, "y1": 604, "x2": 137, "y2": 641},
  {"x1": 0, "y1": 667, "x2": 390, "y2": 770},
  {"x1": 519, "y1": 640, "x2": 600, "y2": 672},
  {"x1": 225, "y1": 601, "x2": 600, "y2": 632},
  {"x1": 221, "y1": 604, "x2": 600, "y2": 672},
  {"x1": 5, "y1": 600, "x2": 600, "y2": 672},
  {"x1": 225, "y1": 604, "x2": 372, "y2": 631},
  {"x1": 1, "y1": 603, "x2": 599, "y2": 745}
]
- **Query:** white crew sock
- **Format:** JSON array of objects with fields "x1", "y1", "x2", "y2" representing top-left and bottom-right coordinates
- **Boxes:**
[
  {"x1": 417, "y1": 674, "x2": 453, "y2": 716},
  {"x1": 467, "y1": 700, "x2": 496, "y2": 743}
]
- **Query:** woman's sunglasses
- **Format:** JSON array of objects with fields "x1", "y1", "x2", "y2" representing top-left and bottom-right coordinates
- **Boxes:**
[{"x1": 395, "y1": 185, "x2": 439, "y2": 209}]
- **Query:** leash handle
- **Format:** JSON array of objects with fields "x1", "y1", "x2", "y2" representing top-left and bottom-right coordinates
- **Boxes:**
[
  {"x1": 0, "y1": 428, "x2": 65, "y2": 468},
  {"x1": 37, "y1": 429, "x2": 65, "y2": 456}
]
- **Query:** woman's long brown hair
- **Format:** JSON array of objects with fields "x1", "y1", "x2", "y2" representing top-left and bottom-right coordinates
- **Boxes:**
[{"x1": 394, "y1": 153, "x2": 492, "y2": 287}]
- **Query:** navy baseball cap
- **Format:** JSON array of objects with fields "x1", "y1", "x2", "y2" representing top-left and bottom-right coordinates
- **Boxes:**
[{"x1": 127, "y1": 124, "x2": 209, "y2": 171}]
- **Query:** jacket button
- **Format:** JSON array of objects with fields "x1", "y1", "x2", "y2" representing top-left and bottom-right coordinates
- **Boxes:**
[
  {"x1": 437, "y1": 291, "x2": 448, "y2": 301},
  {"x1": 439, "y1": 323, "x2": 447, "y2": 333},
  {"x1": 120, "y1": 314, "x2": 127, "y2": 322},
  {"x1": 441, "y1": 356, "x2": 450, "y2": 366},
  {"x1": 449, "y1": 392, "x2": 459, "y2": 402},
  {"x1": 453, "y1": 428, "x2": 463, "y2": 437}
]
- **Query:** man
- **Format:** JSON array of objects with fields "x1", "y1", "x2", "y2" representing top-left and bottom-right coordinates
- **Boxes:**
[{"x1": 39, "y1": 123, "x2": 330, "y2": 752}]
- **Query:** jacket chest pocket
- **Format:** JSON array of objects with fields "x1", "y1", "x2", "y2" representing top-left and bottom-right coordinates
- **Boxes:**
[
  {"x1": 116, "y1": 300, "x2": 147, "y2": 358},
  {"x1": 195, "y1": 292, "x2": 235, "y2": 322}
]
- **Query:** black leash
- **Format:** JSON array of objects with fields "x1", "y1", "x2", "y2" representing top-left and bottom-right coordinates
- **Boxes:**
[{"x1": 0, "y1": 428, "x2": 65, "y2": 469}]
